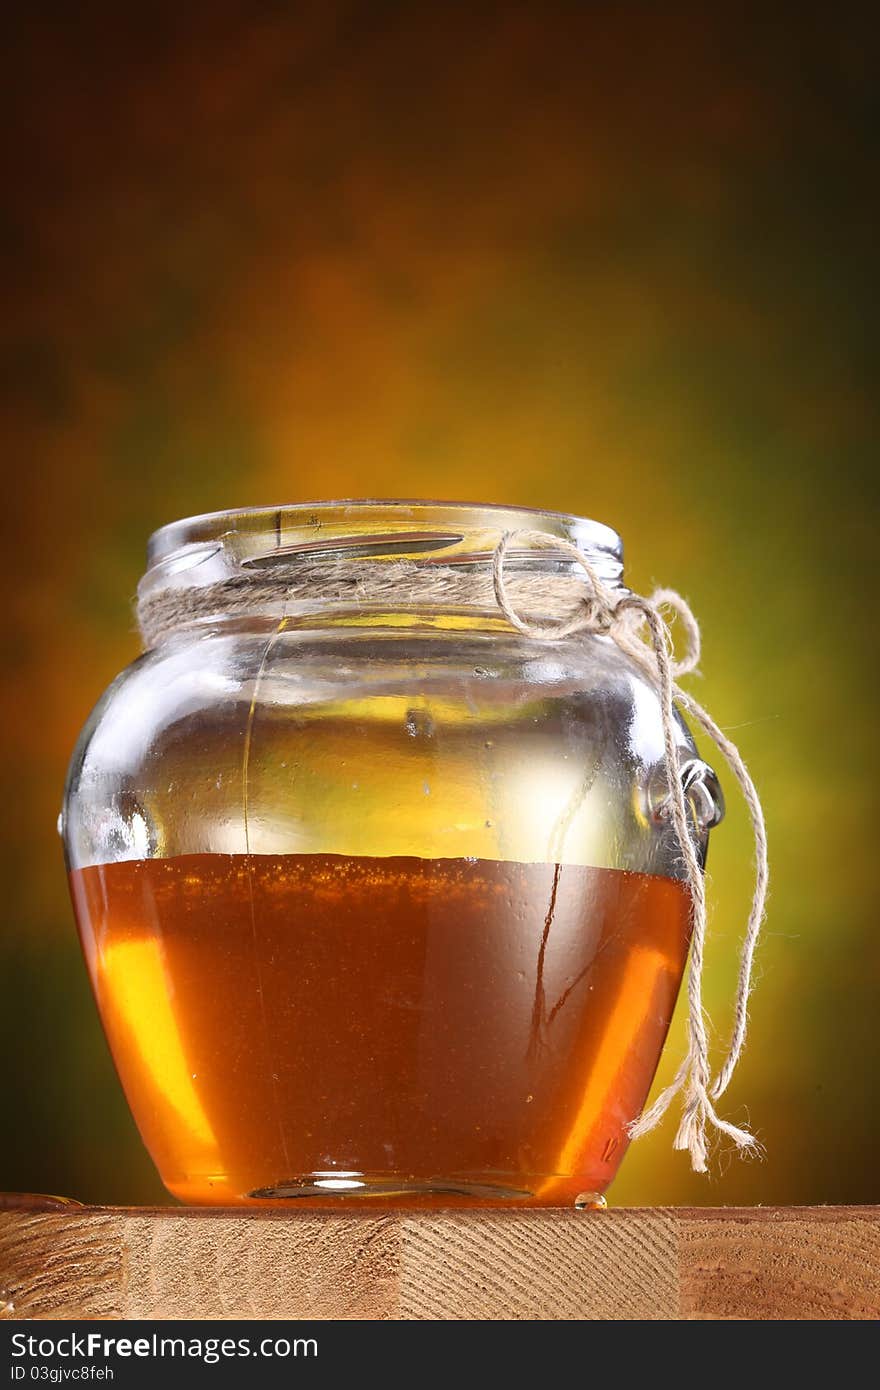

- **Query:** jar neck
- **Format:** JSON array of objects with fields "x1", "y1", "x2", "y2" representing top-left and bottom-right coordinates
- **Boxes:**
[{"x1": 136, "y1": 500, "x2": 625, "y2": 649}]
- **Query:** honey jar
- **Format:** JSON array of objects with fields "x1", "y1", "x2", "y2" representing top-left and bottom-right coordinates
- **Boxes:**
[{"x1": 62, "y1": 501, "x2": 725, "y2": 1205}]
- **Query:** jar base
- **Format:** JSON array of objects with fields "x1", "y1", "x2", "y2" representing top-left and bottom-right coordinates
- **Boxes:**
[
  {"x1": 247, "y1": 1176, "x2": 535, "y2": 1203},
  {"x1": 165, "y1": 1170, "x2": 611, "y2": 1208}
]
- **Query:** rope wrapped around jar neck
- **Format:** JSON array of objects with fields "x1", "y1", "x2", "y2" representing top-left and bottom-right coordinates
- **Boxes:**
[{"x1": 136, "y1": 528, "x2": 768, "y2": 1173}]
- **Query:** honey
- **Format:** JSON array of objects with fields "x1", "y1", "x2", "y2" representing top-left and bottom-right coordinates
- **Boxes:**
[{"x1": 70, "y1": 853, "x2": 690, "y2": 1206}]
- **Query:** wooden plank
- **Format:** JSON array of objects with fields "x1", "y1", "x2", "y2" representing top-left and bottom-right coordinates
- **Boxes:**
[
  {"x1": 0, "y1": 1209, "x2": 123, "y2": 1321},
  {"x1": 0, "y1": 1204, "x2": 877, "y2": 1321},
  {"x1": 679, "y1": 1208, "x2": 880, "y2": 1320}
]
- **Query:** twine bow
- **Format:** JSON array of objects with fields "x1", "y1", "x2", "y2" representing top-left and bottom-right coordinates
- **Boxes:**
[{"x1": 492, "y1": 530, "x2": 768, "y2": 1173}]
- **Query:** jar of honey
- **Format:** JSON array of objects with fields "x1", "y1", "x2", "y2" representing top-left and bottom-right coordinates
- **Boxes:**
[{"x1": 62, "y1": 501, "x2": 724, "y2": 1206}]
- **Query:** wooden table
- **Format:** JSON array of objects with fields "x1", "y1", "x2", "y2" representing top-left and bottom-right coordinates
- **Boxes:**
[{"x1": 1, "y1": 1203, "x2": 877, "y2": 1320}]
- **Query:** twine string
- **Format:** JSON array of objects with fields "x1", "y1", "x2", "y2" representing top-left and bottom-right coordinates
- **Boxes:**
[{"x1": 492, "y1": 530, "x2": 767, "y2": 1173}]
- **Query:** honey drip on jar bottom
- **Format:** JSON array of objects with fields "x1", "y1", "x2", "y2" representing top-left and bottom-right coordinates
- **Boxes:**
[{"x1": 69, "y1": 854, "x2": 691, "y2": 1206}]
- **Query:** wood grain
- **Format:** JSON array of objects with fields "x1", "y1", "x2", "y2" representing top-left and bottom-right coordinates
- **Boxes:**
[
  {"x1": 680, "y1": 1209, "x2": 880, "y2": 1320},
  {"x1": 1, "y1": 1205, "x2": 877, "y2": 1321}
]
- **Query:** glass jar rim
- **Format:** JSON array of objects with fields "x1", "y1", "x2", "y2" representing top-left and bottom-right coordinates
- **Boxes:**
[
  {"x1": 135, "y1": 500, "x2": 626, "y2": 645},
  {"x1": 146, "y1": 498, "x2": 623, "y2": 573}
]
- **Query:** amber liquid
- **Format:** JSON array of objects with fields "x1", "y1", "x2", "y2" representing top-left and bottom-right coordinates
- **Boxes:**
[{"x1": 70, "y1": 854, "x2": 690, "y2": 1206}]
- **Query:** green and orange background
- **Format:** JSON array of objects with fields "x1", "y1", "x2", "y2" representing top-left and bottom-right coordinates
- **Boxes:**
[{"x1": 2, "y1": 3, "x2": 877, "y2": 1206}]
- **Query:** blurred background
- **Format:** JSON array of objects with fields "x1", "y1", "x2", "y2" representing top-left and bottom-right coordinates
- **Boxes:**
[{"x1": 1, "y1": 1, "x2": 877, "y2": 1206}]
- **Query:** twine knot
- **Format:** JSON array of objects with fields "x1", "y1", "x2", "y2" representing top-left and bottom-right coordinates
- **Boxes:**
[{"x1": 493, "y1": 529, "x2": 768, "y2": 1174}]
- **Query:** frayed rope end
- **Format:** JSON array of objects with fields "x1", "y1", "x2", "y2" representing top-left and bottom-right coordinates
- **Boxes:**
[{"x1": 627, "y1": 1092, "x2": 760, "y2": 1175}]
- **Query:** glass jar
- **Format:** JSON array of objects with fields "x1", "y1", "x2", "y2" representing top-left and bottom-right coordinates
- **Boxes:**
[{"x1": 62, "y1": 501, "x2": 723, "y2": 1207}]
